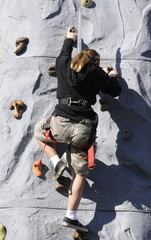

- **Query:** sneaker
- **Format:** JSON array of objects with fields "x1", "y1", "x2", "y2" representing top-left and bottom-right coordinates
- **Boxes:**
[
  {"x1": 61, "y1": 217, "x2": 89, "y2": 232},
  {"x1": 55, "y1": 176, "x2": 71, "y2": 191},
  {"x1": 54, "y1": 161, "x2": 67, "y2": 180}
]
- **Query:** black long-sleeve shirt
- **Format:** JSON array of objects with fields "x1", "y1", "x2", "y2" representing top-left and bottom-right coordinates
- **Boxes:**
[{"x1": 55, "y1": 38, "x2": 121, "y2": 121}]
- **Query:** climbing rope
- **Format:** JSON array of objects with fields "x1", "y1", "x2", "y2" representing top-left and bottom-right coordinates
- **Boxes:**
[{"x1": 77, "y1": 5, "x2": 82, "y2": 53}]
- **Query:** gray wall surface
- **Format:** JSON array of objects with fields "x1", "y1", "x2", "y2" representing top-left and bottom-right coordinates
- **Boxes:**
[{"x1": 0, "y1": 0, "x2": 151, "y2": 239}]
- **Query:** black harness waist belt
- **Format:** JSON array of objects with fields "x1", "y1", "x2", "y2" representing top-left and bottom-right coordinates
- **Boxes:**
[{"x1": 59, "y1": 97, "x2": 90, "y2": 109}]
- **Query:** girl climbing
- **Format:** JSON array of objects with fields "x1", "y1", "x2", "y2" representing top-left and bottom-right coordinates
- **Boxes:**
[{"x1": 34, "y1": 26, "x2": 121, "y2": 232}]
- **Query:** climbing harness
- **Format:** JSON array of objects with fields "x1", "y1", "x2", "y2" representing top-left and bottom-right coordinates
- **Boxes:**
[
  {"x1": 59, "y1": 97, "x2": 90, "y2": 109},
  {"x1": 35, "y1": 120, "x2": 96, "y2": 171},
  {"x1": 79, "y1": 138, "x2": 96, "y2": 170}
]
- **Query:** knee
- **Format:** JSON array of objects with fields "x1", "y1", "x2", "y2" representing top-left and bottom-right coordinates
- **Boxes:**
[{"x1": 34, "y1": 120, "x2": 45, "y2": 142}]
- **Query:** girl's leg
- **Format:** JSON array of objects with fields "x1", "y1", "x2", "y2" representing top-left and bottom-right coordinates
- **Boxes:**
[
  {"x1": 36, "y1": 139, "x2": 66, "y2": 179},
  {"x1": 68, "y1": 172, "x2": 85, "y2": 211},
  {"x1": 37, "y1": 139, "x2": 57, "y2": 158},
  {"x1": 62, "y1": 172, "x2": 88, "y2": 232}
]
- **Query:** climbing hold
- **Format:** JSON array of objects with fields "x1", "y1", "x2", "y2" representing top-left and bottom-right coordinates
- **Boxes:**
[
  {"x1": 0, "y1": 224, "x2": 6, "y2": 240},
  {"x1": 67, "y1": 25, "x2": 77, "y2": 33},
  {"x1": 81, "y1": 0, "x2": 93, "y2": 7},
  {"x1": 9, "y1": 100, "x2": 25, "y2": 119},
  {"x1": 72, "y1": 230, "x2": 87, "y2": 240},
  {"x1": 64, "y1": 25, "x2": 77, "y2": 41},
  {"x1": 47, "y1": 65, "x2": 56, "y2": 77},
  {"x1": 99, "y1": 99, "x2": 109, "y2": 111},
  {"x1": 122, "y1": 129, "x2": 132, "y2": 140},
  {"x1": 103, "y1": 66, "x2": 113, "y2": 74},
  {"x1": 55, "y1": 176, "x2": 71, "y2": 192},
  {"x1": 14, "y1": 37, "x2": 29, "y2": 54},
  {"x1": 33, "y1": 160, "x2": 42, "y2": 177}
]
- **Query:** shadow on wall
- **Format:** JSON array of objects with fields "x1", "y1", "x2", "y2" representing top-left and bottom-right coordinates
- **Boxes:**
[
  {"x1": 114, "y1": 47, "x2": 151, "y2": 179},
  {"x1": 82, "y1": 160, "x2": 133, "y2": 239},
  {"x1": 82, "y1": 48, "x2": 151, "y2": 239}
]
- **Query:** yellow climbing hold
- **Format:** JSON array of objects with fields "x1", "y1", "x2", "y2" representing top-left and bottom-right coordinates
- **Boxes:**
[
  {"x1": 0, "y1": 224, "x2": 6, "y2": 240},
  {"x1": 81, "y1": 0, "x2": 93, "y2": 8},
  {"x1": 9, "y1": 100, "x2": 25, "y2": 119}
]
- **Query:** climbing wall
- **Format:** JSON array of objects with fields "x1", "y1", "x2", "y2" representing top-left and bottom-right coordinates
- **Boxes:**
[{"x1": 0, "y1": 0, "x2": 151, "y2": 239}]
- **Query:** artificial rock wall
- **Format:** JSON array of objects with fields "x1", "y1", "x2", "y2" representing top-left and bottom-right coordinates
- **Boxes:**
[{"x1": 0, "y1": 0, "x2": 151, "y2": 239}]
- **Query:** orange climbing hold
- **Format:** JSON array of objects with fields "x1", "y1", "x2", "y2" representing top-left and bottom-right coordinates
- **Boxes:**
[{"x1": 33, "y1": 160, "x2": 42, "y2": 177}]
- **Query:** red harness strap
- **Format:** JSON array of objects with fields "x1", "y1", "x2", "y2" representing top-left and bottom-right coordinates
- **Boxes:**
[
  {"x1": 80, "y1": 136, "x2": 96, "y2": 170},
  {"x1": 34, "y1": 120, "x2": 59, "y2": 167},
  {"x1": 88, "y1": 144, "x2": 96, "y2": 170},
  {"x1": 45, "y1": 120, "x2": 59, "y2": 143}
]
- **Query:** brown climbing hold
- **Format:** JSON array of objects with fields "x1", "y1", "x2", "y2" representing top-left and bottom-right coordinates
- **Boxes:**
[
  {"x1": 14, "y1": 37, "x2": 29, "y2": 54},
  {"x1": 123, "y1": 129, "x2": 132, "y2": 140},
  {"x1": 99, "y1": 99, "x2": 109, "y2": 112},
  {"x1": 81, "y1": 0, "x2": 93, "y2": 8},
  {"x1": 72, "y1": 230, "x2": 87, "y2": 240},
  {"x1": 33, "y1": 160, "x2": 42, "y2": 177},
  {"x1": 67, "y1": 25, "x2": 77, "y2": 33},
  {"x1": 9, "y1": 100, "x2": 25, "y2": 119},
  {"x1": 47, "y1": 65, "x2": 56, "y2": 77}
]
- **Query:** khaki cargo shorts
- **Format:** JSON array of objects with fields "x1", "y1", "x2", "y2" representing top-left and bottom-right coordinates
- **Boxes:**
[{"x1": 34, "y1": 115, "x2": 93, "y2": 176}]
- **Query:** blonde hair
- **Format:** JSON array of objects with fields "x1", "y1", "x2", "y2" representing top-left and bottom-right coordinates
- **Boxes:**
[{"x1": 70, "y1": 49, "x2": 100, "y2": 72}]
